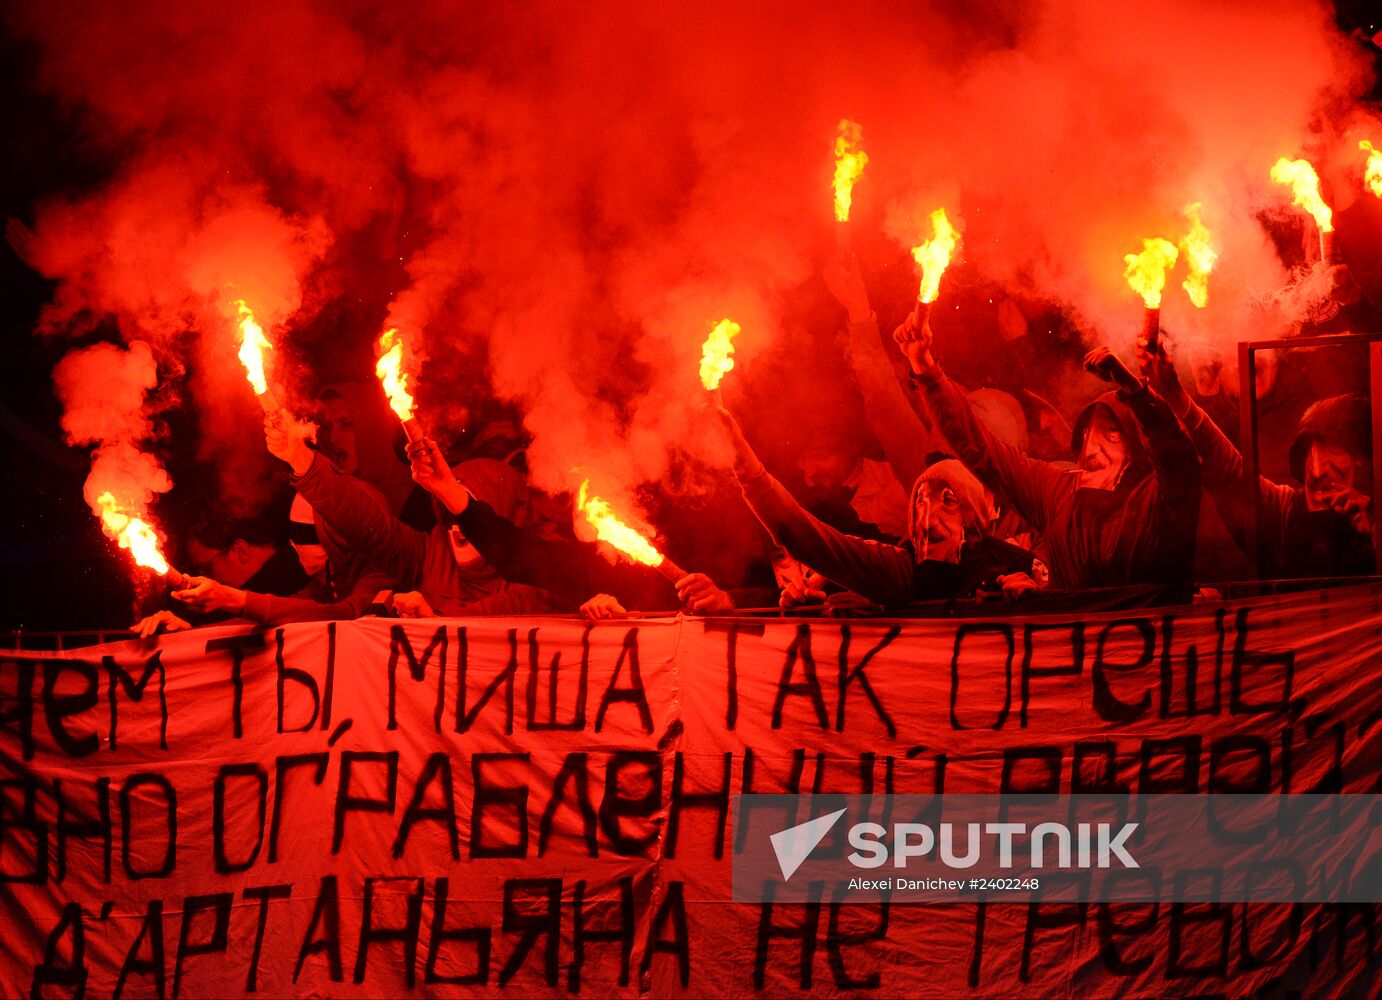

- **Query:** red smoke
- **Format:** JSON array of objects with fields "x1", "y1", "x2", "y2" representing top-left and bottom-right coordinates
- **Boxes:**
[{"x1": 5, "y1": 0, "x2": 1378, "y2": 527}]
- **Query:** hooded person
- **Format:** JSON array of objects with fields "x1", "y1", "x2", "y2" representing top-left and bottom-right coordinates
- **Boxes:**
[
  {"x1": 713, "y1": 399, "x2": 1042, "y2": 606},
  {"x1": 404, "y1": 435, "x2": 738, "y2": 617},
  {"x1": 264, "y1": 413, "x2": 557, "y2": 616},
  {"x1": 894, "y1": 310, "x2": 1202, "y2": 591},
  {"x1": 166, "y1": 491, "x2": 398, "y2": 625},
  {"x1": 315, "y1": 381, "x2": 416, "y2": 515},
  {"x1": 1141, "y1": 341, "x2": 1375, "y2": 578}
]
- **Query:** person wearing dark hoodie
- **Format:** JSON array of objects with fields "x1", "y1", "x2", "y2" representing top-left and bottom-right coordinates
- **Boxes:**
[
  {"x1": 1139, "y1": 338, "x2": 1375, "y2": 578},
  {"x1": 166, "y1": 492, "x2": 398, "y2": 625},
  {"x1": 893, "y1": 309, "x2": 1202, "y2": 590},
  {"x1": 265, "y1": 413, "x2": 557, "y2": 616},
  {"x1": 713, "y1": 398, "x2": 1042, "y2": 606},
  {"x1": 403, "y1": 435, "x2": 738, "y2": 617}
]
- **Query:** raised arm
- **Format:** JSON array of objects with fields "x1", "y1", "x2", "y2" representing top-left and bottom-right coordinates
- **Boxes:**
[
  {"x1": 714, "y1": 399, "x2": 915, "y2": 605},
  {"x1": 266, "y1": 415, "x2": 428, "y2": 586},
  {"x1": 894, "y1": 311, "x2": 1068, "y2": 531},
  {"x1": 825, "y1": 255, "x2": 937, "y2": 487}
]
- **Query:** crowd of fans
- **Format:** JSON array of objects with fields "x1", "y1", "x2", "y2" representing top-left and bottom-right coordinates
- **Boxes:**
[{"x1": 133, "y1": 246, "x2": 1380, "y2": 635}]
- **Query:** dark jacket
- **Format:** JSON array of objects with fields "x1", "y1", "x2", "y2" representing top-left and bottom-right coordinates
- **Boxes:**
[
  {"x1": 292, "y1": 454, "x2": 556, "y2": 616},
  {"x1": 1183, "y1": 400, "x2": 1375, "y2": 578},
  {"x1": 448, "y1": 497, "x2": 676, "y2": 610},
  {"x1": 915, "y1": 368, "x2": 1201, "y2": 589},
  {"x1": 739, "y1": 468, "x2": 1035, "y2": 605}
]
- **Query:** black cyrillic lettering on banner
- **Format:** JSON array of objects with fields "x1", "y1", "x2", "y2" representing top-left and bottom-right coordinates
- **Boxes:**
[
  {"x1": 114, "y1": 899, "x2": 165, "y2": 1000},
  {"x1": 595, "y1": 628, "x2": 653, "y2": 733},
  {"x1": 295, "y1": 875, "x2": 344, "y2": 983},
  {"x1": 173, "y1": 892, "x2": 231, "y2": 999},
  {"x1": 426, "y1": 877, "x2": 491, "y2": 985},
  {"x1": 320, "y1": 621, "x2": 337, "y2": 731},
  {"x1": 665, "y1": 751, "x2": 732, "y2": 860},
  {"x1": 1, "y1": 775, "x2": 48, "y2": 883},
  {"x1": 243, "y1": 883, "x2": 292, "y2": 993},
  {"x1": 55, "y1": 776, "x2": 112, "y2": 883},
  {"x1": 269, "y1": 753, "x2": 328, "y2": 862},
  {"x1": 471, "y1": 752, "x2": 530, "y2": 859},
  {"x1": 42, "y1": 659, "x2": 99, "y2": 757},
  {"x1": 275, "y1": 629, "x2": 320, "y2": 733},
  {"x1": 702, "y1": 620, "x2": 764, "y2": 730},
  {"x1": 1307, "y1": 902, "x2": 1376, "y2": 971},
  {"x1": 754, "y1": 893, "x2": 822, "y2": 989},
  {"x1": 499, "y1": 878, "x2": 561, "y2": 987},
  {"x1": 539, "y1": 753, "x2": 598, "y2": 858},
  {"x1": 1167, "y1": 902, "x2": 1231, "y2": 978},
  {"x1": 204, "y1": 632, "x2": 267, "y2": 739},
  {"x1": 837, "y1": 625, "x2": 899, "y2": 736},
  {"x1": 1020, "y1": 902, "x2": 1088, "y2": 984},
  {"x1": 354, "y1": 876, "x2": 425, "y2": 986},
  {"x1": 950, "y1": 624, "x2": 1014, "y2": 731},
  {"x1": 1022, "y1": 622, "x2": 1085, "y2": 727},
  {"x1": 120, "y1": 773, "x2": 176, "y2": 880},
  {"x1": 458, "y1": 628, "x2": 517, "y2": 735},
  {"x1": 1096, "y1": 901, "x2": 1159, "y2": 976},
  {"x1": 1091, "y1": 619, "x2": 1154, "y2": 724},
  {"x1": 388, "y1": 624, "x2": 447, "y2": 732},
  {"x1": 214, "y1": 763, "x2": 267, "y2": 873},
  {"x1": 1138, "y1": 736, "x2": 1202, "y2": 794},
  {"x1": 1159, "y1": 611, "x2": 1225, "y2": 719},
  {"x1": 393, "y1": 752, "x2": 459, "y2": 860},
  {"x1": 570, "y1": 876, "x2": 634, "y2": 991},
  {"x1": 600, "y1": 751, "x2": 661, "y2": 856},
  {"x1": 825, "y1": 901, "x2": 888, "y2": 989},
  {"x1": 773, "y1": 624, "x2": 828, "y2": 731},
  {"x1": 105, "y1": 651, "x2": 166, "y2": 750},
  {"x1": 30, "y1": 902, "x2": 87, "y2": 998},
  {"x1": 967, "y1": 902, "x2": 986, "y2": 989},
  {"x1": 526, "y1": 625, "x2": 589, "y2": 731},
  {"x1": 1230, "y1": 608, "x2": 1295, "y2": 717},
  {"x1": 640, "y1": 880, "x2": 690, "y2": 988},
  {"x1": 0, "y1": 657, "x2": 36, "y2": 761},
  {"x1": 332, "y1": 751, "x2": 398, "y2": 854}
]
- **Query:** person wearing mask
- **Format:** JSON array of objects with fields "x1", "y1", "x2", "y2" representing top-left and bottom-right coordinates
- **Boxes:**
[
  {"x1": 1139, "y1": 338, "x2": 1375, "y2": 578},
  {"x1": 894, "y1": 309, "x2": 1202, "y2": 590}
]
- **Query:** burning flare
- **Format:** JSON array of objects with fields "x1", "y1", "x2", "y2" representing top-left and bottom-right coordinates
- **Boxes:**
[
  {"x1": 699, "y1": 318, "x2": 741, "y2": 391},
  {"x1": 1122, "y1": 237, "x2": 1179, "y2": 309},
  {"x1": 1270, "y1": 156, "x2": 1333, "y2": 232},
  {"x1": 577, "y1": 481, "x2": 666, "y2": 568},
  {"x1": 1179, "y1": 204, "x2": 1217, "y2": 308},
  {"x1": 911, "y1": 208, "x2": 959, "y2": 304},
  {"x1": 1361, "y1": 140, "x2": 1382, "y2": 199},
  {"x1": 95, "y1": 492, "x2": 171, "y2": 576},
  {"x1": 832, "y1": 119, "x2": 868, "y2": 223},
  {"x1": 235, "y1": 300, "x2": 273, "y2": 396},
  {"x1": 375, "y1": 328, "x2": 417, "y2": 422}
]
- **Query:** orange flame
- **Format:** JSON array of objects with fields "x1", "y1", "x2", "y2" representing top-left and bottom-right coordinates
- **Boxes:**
[
  {"x1": 1122, "y1": 237, "x2": 1179, "y2": 309},
  {"x1": 911, "y1": 208, "x2": 959, "y2": 304},
  {"x1": 375, "y1": 328, "x2": 416, "y2": 422},
  {"x1": 1179, "y1": 204, "x2": 1217, "y2": 308},
  {"x1": 235, "y1": 300, "x2": 272, "y2": 395},
  {"x1": 832, "y1": 119, "x2": 868, "y2": 223},
  {"x1": 576, "y1": 480, "x2": 665, "y2": 568},
  {"x1": 699, "y1": 318, "x2": 741, "y2": 390},
  {"x1": 1361, "y1": 140, "x2": 1382, "y2": 199},
  {"x1": 1270, "y1": 156, "x2": 1333, "y2": 232},
  {"x1": 95, "y1": 492, "x2": 171, "y2": 575}
]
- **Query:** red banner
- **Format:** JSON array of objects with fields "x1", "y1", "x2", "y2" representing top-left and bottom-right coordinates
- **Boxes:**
[{"x1": 3, "y1": 584, "x2": 1380, "y2": 996}]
